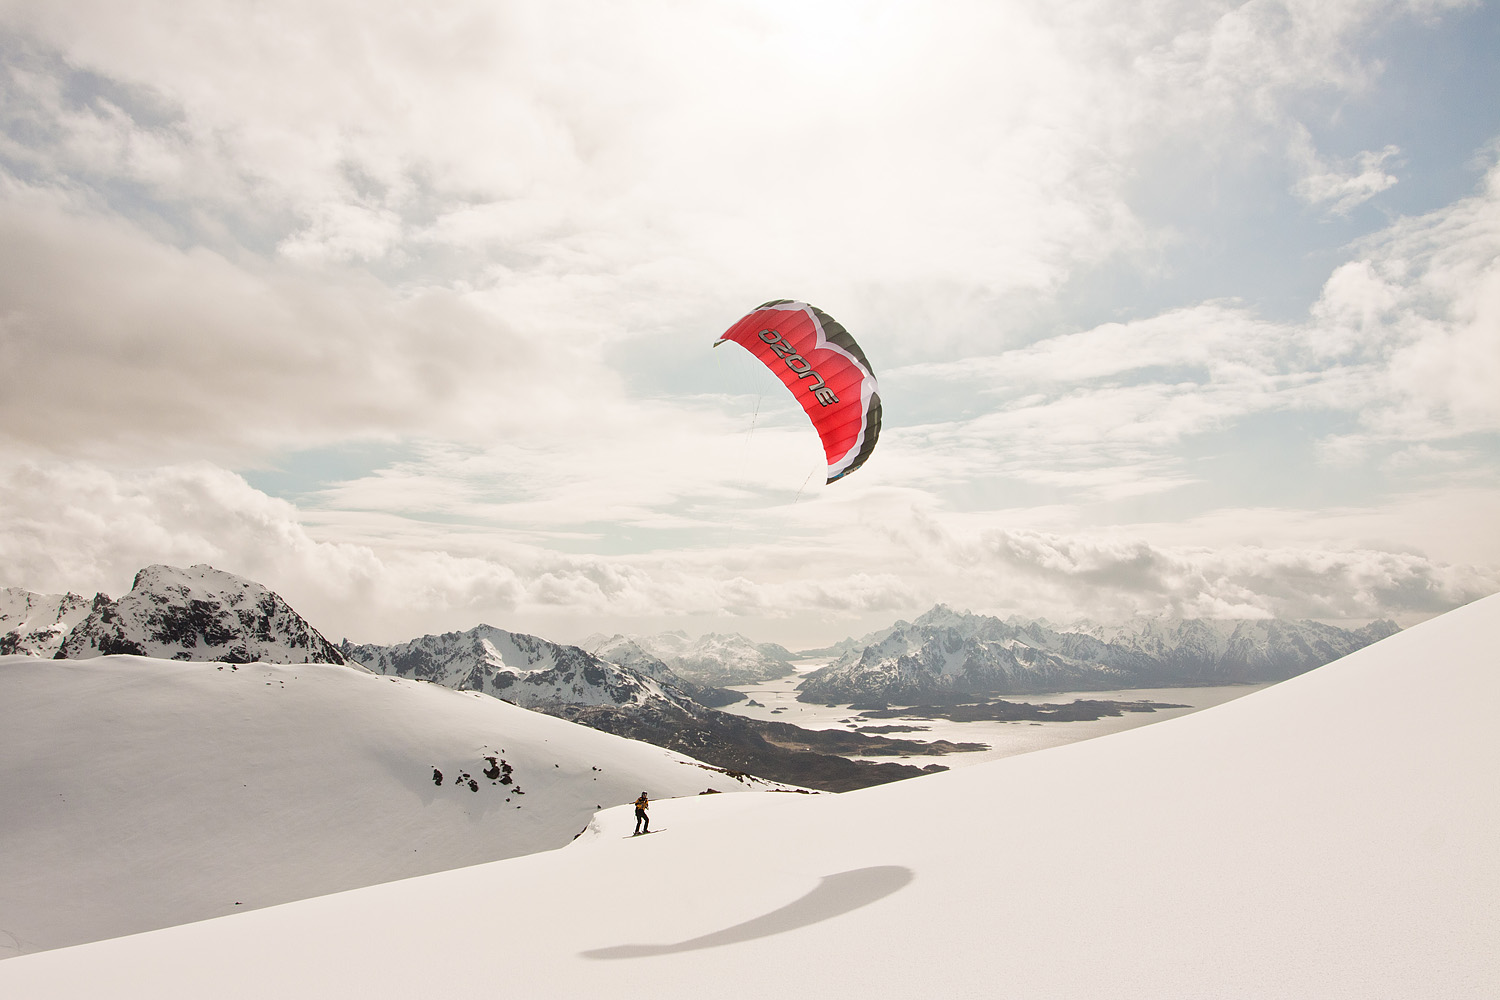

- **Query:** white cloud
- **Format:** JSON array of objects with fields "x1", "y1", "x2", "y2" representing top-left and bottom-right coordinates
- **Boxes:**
[
  {"x1": 0, "y1": 0, "x2": 1461, "y2": 370},
  {"x1": 2, "y1": 461, "x2": 1492, "y2": 651},
  {"x1": 904, "y1": 519, "x2": 1498, "y2": 622},
  {"x1": 1292, "y1": 141, "x2": 1401, "y2": 216},
  {"x1": 278, "y1": 202, "x2": 404, "y2": 264},
  {"x1": 0, "y1": 181, "x2": 611, "y2": 462}
]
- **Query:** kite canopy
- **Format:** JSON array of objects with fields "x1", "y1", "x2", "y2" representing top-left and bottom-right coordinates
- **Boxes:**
[{"x1": 715, "y1": 299, "x2": 881, "y2": 484}]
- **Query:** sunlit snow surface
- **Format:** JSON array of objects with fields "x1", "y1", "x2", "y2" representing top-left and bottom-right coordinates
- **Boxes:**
[
  {"x1": 3, "y1": 595, "x2": 1498, "y2": 998},
  {"x1": 0, "y1": 656, "x2": 786, "y2": 957}
]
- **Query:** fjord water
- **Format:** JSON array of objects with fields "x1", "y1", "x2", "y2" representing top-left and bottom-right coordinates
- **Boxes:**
[{"x1": 720, "y1": 657, "x2": 1271, "y2": 766}]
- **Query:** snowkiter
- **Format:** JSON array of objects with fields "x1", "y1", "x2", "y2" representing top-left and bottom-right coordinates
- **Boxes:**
[{"x1": 633, "y1": 792, "x2": 650, "y2": 835}]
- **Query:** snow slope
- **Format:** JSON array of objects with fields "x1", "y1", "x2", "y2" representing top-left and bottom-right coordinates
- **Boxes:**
[
  {"x1": 0, "y1": 655, "x2": 786, "y2": 958},
  {"x1": 3, "y1": 594, "x2": 1496, "y2": 998}
]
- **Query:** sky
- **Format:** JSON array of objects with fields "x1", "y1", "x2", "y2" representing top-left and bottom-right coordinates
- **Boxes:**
[{"x1": 1, "y1": 0, "x2": 1497, "y2": 649}]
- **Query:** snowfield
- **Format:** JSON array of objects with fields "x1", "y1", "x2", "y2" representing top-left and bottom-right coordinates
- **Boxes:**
[
  {"x1": 2, "y1": 594, "x2": 1496, "y2": 998},
  {"x1": 0, "y1": 655, "x2": 786, "y2": 958}
]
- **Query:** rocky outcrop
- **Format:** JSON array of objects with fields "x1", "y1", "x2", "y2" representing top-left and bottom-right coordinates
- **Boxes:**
[
  {"x1": 0, "y1": 589, "x2": 92, "y2": 656},
  {"x1": 54, "y1": 564, "x2": 345, "y2": 664}
]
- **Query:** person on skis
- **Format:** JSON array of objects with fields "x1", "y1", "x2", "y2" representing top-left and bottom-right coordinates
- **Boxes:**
[{"x1": 633, "y1": 792, "x2": 651, "y2": 835}]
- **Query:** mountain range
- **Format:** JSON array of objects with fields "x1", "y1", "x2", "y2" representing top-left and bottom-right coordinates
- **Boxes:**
[
  {"x1": 583, "y1": 630, "x2": 795, "y2": 687},
  {"x1": 797, "y1": 603, "x2": 1400, "y2": 704},
  {"x1": 12, "y1": 565, "x2": 1403, "y2": 791},
  {"x1": 24, "y1": 565, "x2": 951, "y2": 791},
  {"x1": 342, "y1": 626, "x2": 695, "y2": 712},
  {"x1": 344, "y1": 624, "x2": 954, "y2": 792}
]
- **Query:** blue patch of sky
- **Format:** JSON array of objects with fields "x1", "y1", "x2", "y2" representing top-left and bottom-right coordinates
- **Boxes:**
[
  {"x1": 1170, "y1": 409, "x2": 1379, "y2": 508},
  {"x1": 1312, "y1": 2, "x2": 1500, "y2": 219},
  {"x1": 1032, "y1": 4, "x2": 1500, "y2": 338},
  {"x1": 1064, "y1": 409, "x2": 1423, "y2": 527},
  {"x1": 240, "y1": 441, "x2": 421, "y2": 505},
  {"x1": 925, "y1": 406, "x2": 1450, "y2": 526}
]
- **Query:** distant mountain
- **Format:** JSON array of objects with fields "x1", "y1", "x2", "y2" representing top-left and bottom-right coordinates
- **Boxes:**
[
  {"x1": 584, "y1": 630, "x2": 795, "y2": 686},
  {"x1": 342, "y1": 626, "x2": 696, "y2": 712},
  {"x1": 565, "y1": 634, "x2": 746, "y2": 707},
  {"x1": 347, "y1": 626, "x2": 948, "y2": 791},
  {"x1": 797, "y1": 604, "x2": 1401, "y2": 704},
  {"x1": 55, "y1": 565, "x2": 346, "y2": 664},
  {"x1": 0, "y1": 588, "x2": 91, "y2": 656}
]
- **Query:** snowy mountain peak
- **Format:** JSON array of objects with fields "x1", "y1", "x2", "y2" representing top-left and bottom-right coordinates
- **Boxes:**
[
  {"x1": 914, "y1": 602, "x2": 961, "y2": 623},
  {"x1": 586, "y1": 630, "x2": 794, "y2": 686},
  {"x1": 0, "y1": 588, "x2": 92, "y2": 656},
  {"x1": 343, "y1": 625, "x2": 688, "y2": 712},
  {"x1": 55, "y1": 564, "x2": 345, "y2": 665}
]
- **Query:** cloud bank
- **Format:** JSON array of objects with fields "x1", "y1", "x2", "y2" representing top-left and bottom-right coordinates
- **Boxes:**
[{"x1": 0, "y1": 0, "x2": 1495, "y2": 645}]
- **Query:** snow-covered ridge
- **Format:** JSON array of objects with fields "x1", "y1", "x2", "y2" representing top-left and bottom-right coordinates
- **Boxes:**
[
  {"x1": 584, "y1": 630, "x2": 795, "y2": 686},
  {"x1": 54, "y1": 564, "x2": 345, "y2": 665},
  {"x1": 344, "y1": 625, "x2": 692, "y2": 711},
  {"x1": 0, "y1": 588, "x2": 90, "y2": 656},
  {"x1": 798, "y1": 603, "x2": 1400, "y2": 702}
]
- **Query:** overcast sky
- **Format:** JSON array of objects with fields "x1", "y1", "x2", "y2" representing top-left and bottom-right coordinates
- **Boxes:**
[{"x1": 2, "y1": 0, "x2": 1498, "y2": 649}]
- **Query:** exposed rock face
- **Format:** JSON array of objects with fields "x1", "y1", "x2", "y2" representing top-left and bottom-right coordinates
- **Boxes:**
[
  {"x1": 584, "y1": 631, "x2": 795, "y2": 687},
  {"x1": 342, "y1": 626, "x2": 695, "y2": 712},
  {"x1": 797, "y1": 605, "x2": 1401, "y2": 704},
  {"x1": 0, "y1": 589, "x2": 92, "y2": 656},
  {"x1": 54, "y1": 564, "x2": 346, "y2": 665},
  {"x1": 346, "y1": 628, "x2": 962, "y2": 791}
]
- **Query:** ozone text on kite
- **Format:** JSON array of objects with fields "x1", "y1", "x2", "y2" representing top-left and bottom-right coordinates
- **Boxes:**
[{"x1": 757, "y1": 328, "x2": 839, "y2": 406}]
